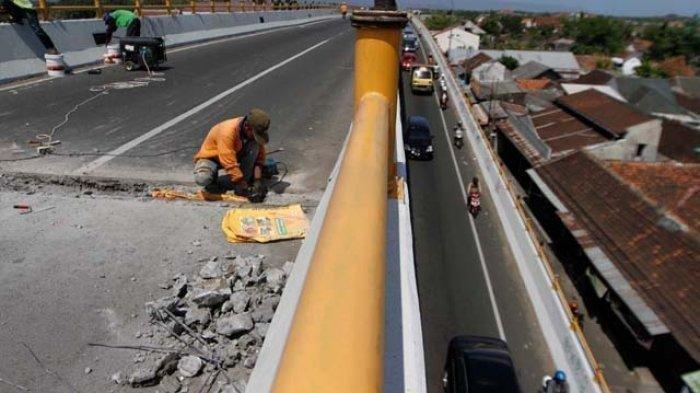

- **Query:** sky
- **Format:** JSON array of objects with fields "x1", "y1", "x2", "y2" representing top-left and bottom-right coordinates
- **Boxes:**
[{"x1": 392, "y1": 0, "x2": 699, "y2": 17}]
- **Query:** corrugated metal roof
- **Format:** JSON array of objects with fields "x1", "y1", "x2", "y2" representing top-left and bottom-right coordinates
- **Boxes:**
[{"x1": 480, "y1": 49, "x2": 581, "y2": 72}]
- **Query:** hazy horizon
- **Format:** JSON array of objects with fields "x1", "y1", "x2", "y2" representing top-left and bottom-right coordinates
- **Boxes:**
[{"x1": 392, "y1": 0, "x2": 699, "y2": 17}]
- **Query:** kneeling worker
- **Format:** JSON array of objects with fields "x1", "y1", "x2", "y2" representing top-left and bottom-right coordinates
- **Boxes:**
[
  {"x1": 103, "y1": 9, "x2": 140, "y2": 45},
  {"x1": 193, "y1": 109, "x2": 270, "y2": 201}
]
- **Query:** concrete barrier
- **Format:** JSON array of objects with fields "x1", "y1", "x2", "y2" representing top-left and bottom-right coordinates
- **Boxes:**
[
  {"x1": 412, "y1": 16, "x2": 604, "y2": 393},
  {"x1": 0, "y1": 10, "x2": 335, "y2": 83}
]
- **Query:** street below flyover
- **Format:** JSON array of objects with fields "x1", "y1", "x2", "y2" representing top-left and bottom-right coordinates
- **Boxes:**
[{"x1": 401, "y1": 48, "x2": 555, "y2": 392}]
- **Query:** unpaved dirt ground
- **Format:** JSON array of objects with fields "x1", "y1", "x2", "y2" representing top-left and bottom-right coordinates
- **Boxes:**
[{"x1": 0, "y1": 182, "x2": 312, "y2": 393}]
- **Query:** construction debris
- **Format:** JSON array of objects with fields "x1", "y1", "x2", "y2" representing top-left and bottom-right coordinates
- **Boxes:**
[{"x1": 109, "y1": 254, "x2": 291, "y2": 391}]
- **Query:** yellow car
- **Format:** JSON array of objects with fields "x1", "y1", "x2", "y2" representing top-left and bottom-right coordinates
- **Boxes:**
[{"x1": 411, "y1": 66, "x2": 434, "y2": 94}]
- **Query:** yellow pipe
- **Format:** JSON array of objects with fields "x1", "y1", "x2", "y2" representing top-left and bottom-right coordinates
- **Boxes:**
[
  {"x1": 272, "y1": 92, "x2": 390, "y2": 393},
  {"x1": 354, "y1": 26, "x2": 401, "y2": 159}
]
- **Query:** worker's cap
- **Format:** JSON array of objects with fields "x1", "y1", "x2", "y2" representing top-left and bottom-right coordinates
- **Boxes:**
[
  {"x1": 246, "y1": 108, "x2": 270, "y2": 145},
  {"x1": 103, "y1": 12, "x2": 113, "y2": 23}
]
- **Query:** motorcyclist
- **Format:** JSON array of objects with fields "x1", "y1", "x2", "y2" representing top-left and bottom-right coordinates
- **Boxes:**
[
  {"x1": 453, "y1": 122, "x2": 464, "y2": 147},
  {"x1": 542, "y1": 370, "x2": 569, "y2": 393},
  {"x1": 468, "y1": 177, "x2": 481, "y2": 216},
  {"x1": 440, "y1": 90, "x2": 449, "y2": 109},
  {"x1": 427, "y1": 54, "x2": 435, "y2": 65}
]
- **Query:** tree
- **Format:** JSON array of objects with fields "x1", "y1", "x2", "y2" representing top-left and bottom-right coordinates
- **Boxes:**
[
  {"x1": 564, "y1": 16, "x2": 630, "y2": 55},
  {"x1": 642, "y1": 20, "x2": 700, "y2": 62},
  {"x1": 425, "y1": 12, "x2": 460, "y2": 31},
  {"x1": 500, "y1": 55, "x2": 519, "y2": 70},
  {"x1": 635, "y1": 60, "x2": 669, "y2": 78}
]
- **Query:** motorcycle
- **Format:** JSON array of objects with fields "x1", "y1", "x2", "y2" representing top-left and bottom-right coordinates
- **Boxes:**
[
  {"x1": 440, "y1": 93, "x2": 449, "y2": 110},
  {"x1": 453, "y1": 136, "x2": 463, "y2": 149},
  {"x1": 468, "y1": 192, "x2": 481, "y2": 218}
]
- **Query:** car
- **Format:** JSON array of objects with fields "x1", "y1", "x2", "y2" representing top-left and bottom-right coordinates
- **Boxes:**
[
  {"x1": 442, "y1": 336, "x2": 523, "y2": 393},
  {"x1": 411, "y1": 66, "x2": 434, "y2": 94},
  {"x1": 402, "y1": 35, "x2": 419, "y2": 52},
  {"x1": 401, "y1": 52, "x2": 418, "y2": 71},
  {"x1": 405, "y1": 116, "x2": 434, "y2": 160}
]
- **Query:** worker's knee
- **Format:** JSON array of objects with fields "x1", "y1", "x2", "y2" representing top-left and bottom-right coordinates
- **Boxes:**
[
  {"x1": 194, "y1": 160, "x2": 217, "y2": 186},
  {"x1": 194, "y1": 170, "x2": 214, "y2": 186}
]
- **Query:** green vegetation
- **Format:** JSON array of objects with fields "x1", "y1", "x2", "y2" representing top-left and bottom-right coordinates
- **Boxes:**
[
  {"x1": 563, "y1": 16, "x2": 631, "y2": 55},
  {"x1": 635, "y1": 60, "x2": 669, "y2": 78},
  {"x1": 499, "y1": 55, "x2": 519, "y2": 70},
  {"x1": 424, "y1": 12, "x2": 460, "y2": 31},
  {"x1": 641, "y1": 19, "x2": 700, "y2": 62}
]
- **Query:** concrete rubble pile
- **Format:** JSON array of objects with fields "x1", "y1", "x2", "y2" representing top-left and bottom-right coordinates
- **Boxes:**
[{"x1": 111, "y1": 254, "x2": 295, "y2": 392}]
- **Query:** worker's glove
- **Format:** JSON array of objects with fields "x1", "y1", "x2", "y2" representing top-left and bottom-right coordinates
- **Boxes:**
[{"x1": 246, "y1": 183, "x2": 268, "y2": 204}]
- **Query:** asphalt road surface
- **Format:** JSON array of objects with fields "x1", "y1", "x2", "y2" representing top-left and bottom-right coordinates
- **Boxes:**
[
  {"x1": 1, "y1": 18, "x2": 353, "y2": 197},
  {"x1": 401, "y1": 50, "x2": 554, "y2": 392}
]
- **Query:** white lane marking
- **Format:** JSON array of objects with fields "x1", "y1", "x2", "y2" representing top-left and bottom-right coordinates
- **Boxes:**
[
  {"x1": 73, "y1": 37, "x2": 332, "y2": 175},
  {"x1": 416, "y1": 42, "x2": 506, "y2": 339},
  {"x1": 433, "y1": 93, "x2": 507, "y2": 341},
  {"x1": 0, "y1": 18, "x2": 335, "y2": 92}
]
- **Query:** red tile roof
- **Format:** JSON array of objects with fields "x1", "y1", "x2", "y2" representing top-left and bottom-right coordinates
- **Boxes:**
[
  {"x1": 557, "y1": 89, "x2": 655, "y2": 137},
  {"x1": 575, "y1": 55, "x2": 599, "y2": 72},
  {"x1": 537, "y1": 152, "x2": 700, "y2": 362},
  {"x1": 606, "y1": 161, "x2": 700, "y2": 231},
  {"x1": 530, "y1": 107, "x2": 609, "y2": 155},
  {"x1": 659, "y1": 120, "x2": 700, "y2": 163},
  {"x1": 515, "y1": 78, "x2": 552, "y2": 91},
  {"x1": 568, "y1": 69, "x2": 613, "y2": 85},
  {"x1": 462, "y1": 53, "x2": 493, "y2": 73}
]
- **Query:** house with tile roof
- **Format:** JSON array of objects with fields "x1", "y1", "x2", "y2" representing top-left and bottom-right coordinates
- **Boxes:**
[
  {"x1": 530, "y1": 152, "x2": 700, "y2": 383},
  {"x1": 480, "y1": 49, "x2": 581, "y2": 79},
  {"x1": 491, "y1": 85, "x2": 700, "y2": 384}
]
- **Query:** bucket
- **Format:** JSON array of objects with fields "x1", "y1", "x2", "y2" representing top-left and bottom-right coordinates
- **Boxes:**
[
  {"x1": 104, "y1": 43, "x2": 122, "y2": 64},
  {"x1": 45, "y1": 53, "x2": 66, "y2": 77}
]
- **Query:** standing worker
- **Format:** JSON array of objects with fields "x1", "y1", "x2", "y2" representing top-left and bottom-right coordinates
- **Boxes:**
[
  {"x1": 193, "y1": 109, "x2": 271, "y2": 201},
  {"x1": 339, "y1": 2, "x2": 348, "y2": 19},
  {"x1": 1, "y1": 0, "x2": 58, "y2": 54},
  {"x1": 103, "y1": 9, "x2": 140, "y2": 45}
]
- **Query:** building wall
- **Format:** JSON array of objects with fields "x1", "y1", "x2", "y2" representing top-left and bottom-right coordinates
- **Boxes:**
[{"x1": 588, "y1": 119, "x2": 662, "y2": 162}]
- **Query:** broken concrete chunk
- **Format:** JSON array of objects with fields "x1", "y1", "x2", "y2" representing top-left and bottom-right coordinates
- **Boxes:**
[
  {"x1": 221, "y1": 300, "x2": 234, "y2": 313},
  {"x1": 251, "y1": 304, "x2": 274, "y2": 323},
  {"x1": 264, "y1": 268, "x2": 286, "y2": 291},
  {"x1": 243, "y1": 354, "x2": 258, "y2": 369},
  {"x1": 199, "y1": 259, "x2": 226, "y2": 279},
  {"x1": 236, "y1": 264, "x2": 253, "y2": 280},
  {"x1": 237, "y1": 334, "x2": 258, "y2": 350},
  {"x1": 145, "y1": 296, "x2": 181, "y2": 319},
  {"x1": 172, "y1": 274, "x2": 188, "y2": 298},
  {"x1": 216, "y1": 313, "x2": 254, "y2": 337},
  {"x1": 255, "y1": 322, "x2": 270, "y2": 338},
  {"x1": 177, "y1": 356, "x2": 203, "y2": 378},
  {"x1": 84, "y1": 367, "x2": 92, "y2": 374},
  {"x1": 190, "y1": 288, "x2": 230, "y2": 307},
  {"x1": 159, "y1": 375, "x2": 182, "y2": 393},
  {"x1": 129, "y1": 368, "x2": 158, "y2": 387},
  {"x1": 184, "y1": 307, "x2": 211, "y2": 326},
  {"x1": 229, "y1": 291, "x2": 251, "y2": 314},
  {"x1": 156, "y1": 353, "x2": 180, "y2": 377},
  {"x1": 220, "y1": 381, "x2": 246, "y2": 393},
  {"x1": 261, "y1": 294, "x2": 281, "y2": 311}
]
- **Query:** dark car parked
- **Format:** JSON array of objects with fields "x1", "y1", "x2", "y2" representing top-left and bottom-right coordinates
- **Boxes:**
[
  {"x1": 405, "y1": 116, "x2": 434, "y2": 160},
  {"x1": 443, "y1": 336, "x2": 523, "y2": 393},
  {"x1": 402, "y1": 35, "x2": 419, "y2": 52}
]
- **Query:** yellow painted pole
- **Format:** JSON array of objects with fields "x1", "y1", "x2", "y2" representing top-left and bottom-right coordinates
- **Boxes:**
[
  {"x1": 353, "y1": 10, "x2": 405, "y2": 170},
  {"x1": 38, "y1": 0, "x2": 49, "y2": 20},
  {"x1": 272, "y1": 9, "x2": 406, "y2": 393},
  {"x1": 94, "y1": 0, "x2": 102, "y2": 19},
  {"x1": 272, "y1": 93, "x2": 389, "y2": 393}
]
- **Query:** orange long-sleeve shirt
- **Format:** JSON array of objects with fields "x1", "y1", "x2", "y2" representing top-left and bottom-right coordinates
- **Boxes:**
[{"x1": 194, "y1": 117, "x2": 266, "y2": 182}]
